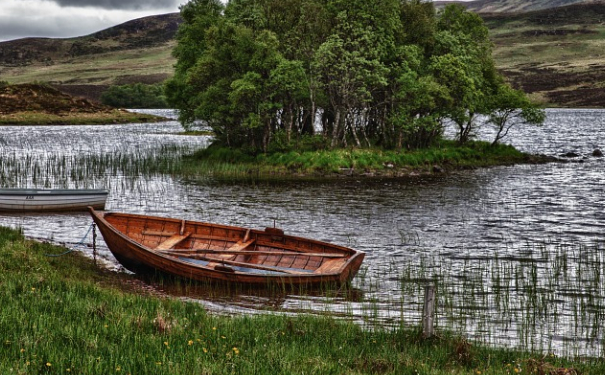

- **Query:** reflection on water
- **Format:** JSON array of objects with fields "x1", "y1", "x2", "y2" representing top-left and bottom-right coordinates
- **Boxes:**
[{"x1": 2, "y1": 109, "x2": 605, "y2": 357}]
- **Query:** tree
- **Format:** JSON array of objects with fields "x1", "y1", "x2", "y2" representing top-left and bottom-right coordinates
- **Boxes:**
[
  {"x1": 164, "y1": 0, "x2": 224, "y2": 127},
  {"x1": 101, "y1": 84, "x2": 168, "y2": 109},
  {"x1": 432, "y1": 4, "x2": 498, "y2": 144},
  {"x1": 384, "y1": 45, "x2": 442, "y2": 149},
  {"x1": 312, "y1": 0, "x2": 390, "y2": 148},
  {"x1": 486, "y1": 84, "x2": 545, "y2": 146},
  {"x1": 166, "y1": 0, "x2": 541, "y2": 152}
]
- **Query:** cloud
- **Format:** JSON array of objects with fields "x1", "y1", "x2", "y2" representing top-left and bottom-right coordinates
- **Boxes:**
[
  {"x1": 0, "y1": 0, "x2": 181, "y2": 41},
  {"x1": 49, "y1": 0, "x2": 182, "y2": 11}
]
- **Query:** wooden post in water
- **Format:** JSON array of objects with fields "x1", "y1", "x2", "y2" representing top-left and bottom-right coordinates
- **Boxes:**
[
  {"x1": 422, "y1": 284, "x2": 436, "y2": 338},
  {"x1": 92, "y1": 223, "x2": 97, "y2": 266}
]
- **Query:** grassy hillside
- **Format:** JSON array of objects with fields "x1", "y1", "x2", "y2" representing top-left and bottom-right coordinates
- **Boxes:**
[
  {"x1": 434, "y1": 0, "x2": 590, "y2": 13},
  {"x1": 485, "y1": 2, "x2": 605, "y2": 107},
  {"x1": 2, "y1": 3, "x2": 605, "y2": 107},
  {"x1": 0, "y1": 13, "x2": 180, "y2": 102}
]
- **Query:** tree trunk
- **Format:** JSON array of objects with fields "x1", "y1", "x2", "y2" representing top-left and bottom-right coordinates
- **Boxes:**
[
  {"x1": 263, "y1": 119, "x2": 271, "y2": 152},
  {"x1": 285, "y1": 103, "x2": 294, "y2": 143},
  {"x1": 331, "y1": 109, "x2": 341, "y2": 148},
  {"x1": 397, "y1": 130, "x2": 403, "y2": 150},
  {"x1": 349, "y1": 113, "x2": 361, "y2": 148}
]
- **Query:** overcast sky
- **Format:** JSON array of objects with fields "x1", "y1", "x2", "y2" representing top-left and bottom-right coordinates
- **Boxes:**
[
  {"x1": 0, "y1": 0, "x2": 467, "y2": 42},
  {"x1": 0, "y1": 0, "x2": 184, "y2": 42}
]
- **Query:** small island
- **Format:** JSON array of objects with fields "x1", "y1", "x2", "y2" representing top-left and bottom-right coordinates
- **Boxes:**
[
  {"x1": 163, "y1": 1, "x2": 549, "y2": 181},
  {"x1": 0, "y1": 83, "x2": 165, "y2": 125}
]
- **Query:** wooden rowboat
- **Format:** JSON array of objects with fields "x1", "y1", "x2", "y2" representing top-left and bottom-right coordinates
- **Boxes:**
[
  {"x1": 0, "y1": 188, "x2": 108, "y2": 212},
  {"x1": 88, "y1": 208, "x2": 365, "y2": 286}
]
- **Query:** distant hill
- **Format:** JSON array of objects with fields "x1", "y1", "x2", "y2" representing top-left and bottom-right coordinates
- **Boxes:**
[
  {"x1": 483, "y1": 2, "x2": 605, "y2": 107},
  {"x1": 434, "y1": 0, "x2": 593, "y2": 13},
  {"x1": 0, "y1": 13, "x2": 181, "y2": 102},
  {"x1": 2, "y1": 3, "x2": 605, "y2": 107},
  {"x1": 0, "y1": 13, "x2": 180, "y2": 66}
]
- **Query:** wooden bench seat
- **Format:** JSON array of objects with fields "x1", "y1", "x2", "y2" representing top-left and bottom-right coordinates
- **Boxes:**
[
  {"x1": 154, "y1": 232, "x2": 191, "y2": 251},
  {"x1": 228, "y1": 238, "x2": 255, "y2": 251}
]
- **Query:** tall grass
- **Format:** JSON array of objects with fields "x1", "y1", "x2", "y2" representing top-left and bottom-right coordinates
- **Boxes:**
[
  {"x1": 0, "y1": 144, "x2": 191, "y2": 188},
  {"x1": 362, "y1": 240, "x2": 605, "y2": 359}
]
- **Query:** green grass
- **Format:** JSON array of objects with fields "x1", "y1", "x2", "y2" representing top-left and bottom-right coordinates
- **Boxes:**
[
  {"x1": 1, "y1": 44, "x2": 175, "y2": 86},
  {"x1": 0, "y1": 226, "x2": 599, "y2": 374},
  {"x1": 178, "y1": 141, "x2": 552, "y2": 180}
]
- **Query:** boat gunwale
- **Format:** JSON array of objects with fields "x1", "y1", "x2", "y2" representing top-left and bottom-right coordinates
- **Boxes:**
[{"x1": 0, "y1": 188, "x2": 109, "y2": 196}]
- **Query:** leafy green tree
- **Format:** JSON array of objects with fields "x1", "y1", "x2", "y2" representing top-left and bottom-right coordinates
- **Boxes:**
[
  {"x1": 101, "y1": 83, "x2": 168, "y2": 109},
  {"x1": 166, "y1": 0, "x2": 541, "y2": 152},
  {"x1": 432, "y1": 4, "x2": 498, "y2": 144},
  {"x1": 313, "y1": 0, "x2": 390, "y2": 148},
  {"x1": 186, "y1": 22, "x2": 258, "y2": 146},
  {"x1": 397, "y1": 0, "x2": 436, "y2": 48},
  {"x1": 486, "y1": 83, "x2": 545, "y2": 146},
  {"x1": 165, "y1": 0, "x2": 224, "y2": 127},
  {"x1": 269, "y1": 59, "x2": 310, "y2": 142},
  {"x1": 384, "y1": 45, "x2": 440, "y2": 149}
]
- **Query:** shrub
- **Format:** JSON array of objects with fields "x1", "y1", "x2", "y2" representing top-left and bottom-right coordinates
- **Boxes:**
[{"x1": 101, "y1": 83, "x2": 169, "y2": 109}]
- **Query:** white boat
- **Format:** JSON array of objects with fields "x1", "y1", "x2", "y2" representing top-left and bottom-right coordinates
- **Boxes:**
[{"x1": 0, "y1": 188, "x2": 108, "y2": 212}]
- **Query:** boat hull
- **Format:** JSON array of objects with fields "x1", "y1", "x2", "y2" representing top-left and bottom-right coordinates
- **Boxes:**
[
  {"x1": 89, "y1": 208, "x2": 365, "y2": 287},
  {"x1": 0, "y1": 189, "x2": 108, "y2": 212}
]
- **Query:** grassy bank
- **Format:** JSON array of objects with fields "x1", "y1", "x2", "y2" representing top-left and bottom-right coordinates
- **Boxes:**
[
  {"x1": 0, "y1": 110, "x2": 166, "y2": 125},
  {"x1": 0, "y1": 83, "x2": 168, "y2": 125},
  {"x1": 0, "y1": 226, "x2": 595, "y2": 374},
  {"x1": 179, "y1": 141, "x2": 557, "y2": 179}
]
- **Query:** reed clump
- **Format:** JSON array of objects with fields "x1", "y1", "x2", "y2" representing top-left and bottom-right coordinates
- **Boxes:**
[{"x1": 0, "y1": 226, "x2": 599, "y2": 374}]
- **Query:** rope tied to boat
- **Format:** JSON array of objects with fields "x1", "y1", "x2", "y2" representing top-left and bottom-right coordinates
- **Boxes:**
[{"x1": 44, "y1": 222, "x2": 96, "y2": 257}]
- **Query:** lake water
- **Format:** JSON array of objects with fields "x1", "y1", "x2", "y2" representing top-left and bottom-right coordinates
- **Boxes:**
[{"x1": 1, "y1": 108, "x2": 605, "y2": 358}]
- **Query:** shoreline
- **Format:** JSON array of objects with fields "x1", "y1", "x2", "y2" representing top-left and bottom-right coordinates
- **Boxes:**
[
  {"x1": 0, "y1": 228, "x2": 595, "y2": 373},
  {"x1": 178, "y1": 142, "x2": 564, "y2": 180},
  {"x1": 0, "y1": 109, "x2": 167, "y2": 125}
]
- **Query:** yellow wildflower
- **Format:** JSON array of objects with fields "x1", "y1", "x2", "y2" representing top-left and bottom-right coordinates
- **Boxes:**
[
  {"x1": 233, "y1": 347, "x2": 240, "y2": 355},
  {"x1": 188, "y1": 340, "x2": 194, "y2": 346},
  {"x1": 46, "y1": 362, "x2": 51, "y2": 367}
]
